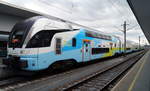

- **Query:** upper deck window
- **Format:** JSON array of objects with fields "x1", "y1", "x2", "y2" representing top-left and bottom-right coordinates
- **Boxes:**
[
  {"x1": 85, "y1": 31, "x2": 111, "y2": 40},
  {"x1": 72, "y1": 38, "x2": 76, "y2": 47},
  {"x1": 26, "y1": 30, "x2": 69, "y2": 48}
]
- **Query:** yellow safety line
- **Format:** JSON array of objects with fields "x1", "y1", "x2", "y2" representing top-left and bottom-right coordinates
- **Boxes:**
[{"x1": 128, "y1": 54, "x2": 147, "y2": 91}]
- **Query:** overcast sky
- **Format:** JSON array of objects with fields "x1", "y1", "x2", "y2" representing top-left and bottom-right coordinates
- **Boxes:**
[{"x1": 2, "y1": 0, "x2": 149, "y2": 45}]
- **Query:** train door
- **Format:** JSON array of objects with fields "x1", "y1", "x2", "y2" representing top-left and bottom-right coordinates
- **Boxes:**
[
  {"x1": 55, "y1": 38, "x2": 62, "y2": 55},
  {"x1": 82, "y1": 40, "x2": 91, "y2": 61},
  {"x1": 110, "y1": 42, "x2": 113, "y2": 50}
]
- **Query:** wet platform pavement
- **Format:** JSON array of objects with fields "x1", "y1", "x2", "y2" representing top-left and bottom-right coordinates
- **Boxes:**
[{"x1": 112, "y1": 50, "x2": 150, "y2": 91}]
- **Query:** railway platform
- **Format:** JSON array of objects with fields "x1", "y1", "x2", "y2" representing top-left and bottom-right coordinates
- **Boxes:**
[{"x1": 112, "y1": 50, "x2": 150, "y2": 91}]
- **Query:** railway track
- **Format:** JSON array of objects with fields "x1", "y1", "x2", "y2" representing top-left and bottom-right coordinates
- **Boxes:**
[
  {"x1": 0, "y1": 50, "x2": 146, "y2": 91},
  {"x1": 0, "y1": 77, "x2": 27, "y2": 88},
  {"x1": 65, "y1": 51, "x2": 146, "y2": 91}
]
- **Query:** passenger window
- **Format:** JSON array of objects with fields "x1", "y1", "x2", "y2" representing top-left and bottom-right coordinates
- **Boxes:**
[
  {"x1": 92, "y1": 48, "x2": 109, "y2": 54},
  {"x1": 114, "y1": 43, "x2": 116, "y2": 47},
  {"x1": 72, "y1": 38, "x2": 76, "y2": 47},
  {"x1": 56, "y1": 38, "x2": 61, "y2": 54}
]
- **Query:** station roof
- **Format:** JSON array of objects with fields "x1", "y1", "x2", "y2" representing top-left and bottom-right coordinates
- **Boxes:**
[
  {"x1": 127, "y1": 0, "x2": 150, "y2": 43},
  {"x1": 0, "y1": 1, "x2": 39, "y2": 19},
  {"x1": 0, "y1": 1, "x2": 40, "y2": 36}
]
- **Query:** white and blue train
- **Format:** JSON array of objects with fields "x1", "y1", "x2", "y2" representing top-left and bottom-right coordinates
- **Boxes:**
[{"x1": 3, "y1": 16, "x2": 138, "y2": 71}]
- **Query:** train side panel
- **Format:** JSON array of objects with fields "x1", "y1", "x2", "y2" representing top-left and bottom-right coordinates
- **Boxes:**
[{"x1": 31, "y1": 29, "x2": 122, "y2": 70}]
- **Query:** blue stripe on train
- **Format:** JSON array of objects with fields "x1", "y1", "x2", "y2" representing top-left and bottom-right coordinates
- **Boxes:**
[{"x1": 20, "y1": 29, "x2": 119, "y2": 71}]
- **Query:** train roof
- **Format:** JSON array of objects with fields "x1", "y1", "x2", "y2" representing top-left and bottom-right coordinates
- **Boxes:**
[
  {"x1": 12, "y1": 16, "x2": 73, "y2": 32},
  {"x1": 72, "y1": 25, "x2": 113, "y2": 38},
  {"x1": 27, "y1": 16, "x2": 118, "y2": 40}
]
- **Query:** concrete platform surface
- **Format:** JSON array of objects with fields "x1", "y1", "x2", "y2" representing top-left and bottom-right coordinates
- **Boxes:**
[{"x1": 112, "y1": 50, "x2": 150, "y2": 91}]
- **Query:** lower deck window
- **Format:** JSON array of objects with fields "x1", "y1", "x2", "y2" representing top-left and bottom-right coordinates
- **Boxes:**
[
  {"x1": 56, "y1": 38, "x2": 61, "y2": 54},
  {"x1": 92, "y1": 48, "x2": 109, "y2": 54},
  {"x1": 72, "y1": 38, "x2": 76, "y2": 47},
  {"x1": 126, "y1": 48, "x2": 131, "y2": 50}
]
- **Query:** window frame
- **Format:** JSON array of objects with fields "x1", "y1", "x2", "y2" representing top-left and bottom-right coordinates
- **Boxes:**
[
  {"x1": 85, "y1": 31, "x2": 112, "y2": 40},
  {"x1": 26, "y1": 30, "x2": 52, "y2": 48},
  {"x1": 9, "y1": 20, "x2": 35, "y2": 48},
  {"x1": 55, "y1": 38, "x2": 62, "y2": 55},
  {"x1": 26, "y1": 29, "x2": 70, "y2": 48},
  {"x1": 91, "y1": 48, "x2": 109, "y2": 54},
  {"x1": 72, "y1": 38, "x2": 76, "y2": 47}
]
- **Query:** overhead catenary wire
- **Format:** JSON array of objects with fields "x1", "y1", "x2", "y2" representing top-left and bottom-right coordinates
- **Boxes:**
[
  {"x1": 39, "y1": 0, "x2": 116, "y2": 29},
  {"x1": 127, "y1": 25, "x2": 138, "y2": 31},
  {"x1": 115, "y1": 0, "x2": 135, "y2": 22},
  {"x1": 106, "y1": 0, "x2": 141, "y2": 35},
  {"x1": 107, "y1": 0, "x2": 131, "y2": 23},
  {"x1": 39, "y1": 0, "x2": 134, "y2": 32},
  {"x1": 39, "y1": 0, "x2": 72, "y2": 14}
]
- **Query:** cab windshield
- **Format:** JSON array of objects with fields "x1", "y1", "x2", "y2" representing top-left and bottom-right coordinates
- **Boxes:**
[
  {"x1": 9, "y1": 20, "x2": 35, "y2": 48},
  {"x1": 26, "y1": 30, "x2": 69, "y2": 48}
]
